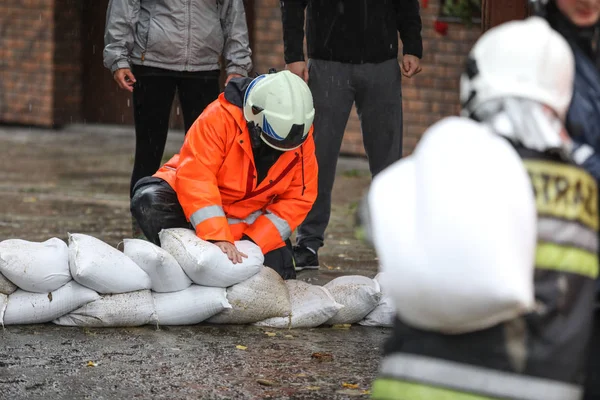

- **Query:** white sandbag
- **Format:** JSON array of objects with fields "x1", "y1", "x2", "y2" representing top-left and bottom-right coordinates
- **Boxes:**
[
  {"x1": 0, "y1": 237, "x2": 71, "y2": 293},
  {"x1": 68, "y1": 233, "x2": 151, "y2": 294},
  {"x1": 324, "y1": 275, "x2": 382, "y2": 325},
  {"x1": 207, "y1": 266, "x2": 291, "y2": 324},
  {"x1": 3, "y1": 281, "x2": 100, "y2": 325},
  {"x1": 358, "y1": 273, "x2": 395, "y2": 328},
  {"x1": 254, "y1": 280, "x2": 344, "y2": 329},
  {"x1": 0, "y1": 273, "x2": 17, "y2": 295},
  {"x1": 53, "y1": 290, "x2": 156, "y2": 327},
  {"x1": 123, "y1": 238, "x2": 192, "y2": 293},
  {"x1": 153, "y1": 285, "x2": 231, "y2": 325},
  {"x1": 368, "y1": 118, "x2": 536, "y2": 334},
  {"x1": 160, "y1": 228, "x2": 263, "y2": 288},
  {"x1": 0, "y1": 293, "x2": 7, "y2": 327}
]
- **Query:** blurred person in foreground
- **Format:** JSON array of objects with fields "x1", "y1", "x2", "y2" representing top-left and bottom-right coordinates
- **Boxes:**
[
  {"x1": 130, "y1": 70, "x2": 318, "y2": 280},
  {"x1": 361, "y1": 17, "x2": 598, "y2": 400}
]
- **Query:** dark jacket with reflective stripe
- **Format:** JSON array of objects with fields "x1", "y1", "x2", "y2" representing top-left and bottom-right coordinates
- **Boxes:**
[{"x1": 377, "y1": 147, "x2": 599, "y2": 399}]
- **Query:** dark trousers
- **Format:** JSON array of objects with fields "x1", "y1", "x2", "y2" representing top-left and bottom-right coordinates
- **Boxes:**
[
  {"x1": 130, "y1": 177, "x2": 296, "y2": 280},
  {"x1": 295, "y1": 58, "x2": 404, "y2": 251},
  {"x1": 584, "y1": 310, "x2": 600, "y2": 399},
  {"x1": 130, "y1": 66, "x2": 220, "y2": 198}
]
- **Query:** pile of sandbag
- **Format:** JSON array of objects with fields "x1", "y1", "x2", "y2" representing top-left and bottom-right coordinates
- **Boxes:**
[{"x1": 0, "y1": 228, "x2": 394, "y2": 328}]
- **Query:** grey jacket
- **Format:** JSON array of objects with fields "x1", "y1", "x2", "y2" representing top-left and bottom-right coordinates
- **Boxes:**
[{"x1": 103, "y1": 0, "x2": 253, "y2": 76}]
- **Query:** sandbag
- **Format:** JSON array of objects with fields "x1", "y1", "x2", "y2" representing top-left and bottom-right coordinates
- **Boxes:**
[
  {"x1": 3, "y1": 281, "x2": 100, "y2": 325},
  {"x1": 0, "y1": 273, "x2": 17, "y2": 295},
  {"x1": 0, "y1": 293, "x2": 7, "y2": 327},
  {"x1": 0, "y1": 237, "x2": 71, "y2": 293},
  {"x1": 324, "y1": 275, "x2": 382, "y2": 325},
  {"x1": 358, "y1": 273, "x2": 395, "y2": 328},
  {"x1": 153, "y1": 285, "x2": 231, "y2": 325},
  {"x1": 123, "y1": 238, "x2": 192, "y2": 293},
  {"x1": 68, "y1": 233, "x2": 151, "y2": 294},
  {"x1": 160, "y1": 228, "x2": 263, "y2": 288},
  {"x1": 53, "y1": 290, "x2": 156, "y2": 327},
  {"x1": 207, "y1": 266, "x2": 291, "y2": 324},
  {"x1": 368, "y1": 117, "x2": 537, "y2": 334},
  {"x1": 254, "y1": 280, "x2": 344, "y2": 329}
]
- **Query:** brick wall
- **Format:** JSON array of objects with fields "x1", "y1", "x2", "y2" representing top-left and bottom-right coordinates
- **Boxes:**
[
  {"x1": 0, "y1": 0, "x2": 82, "y2": 127},
  {"x1": 0, "y1": 0, "x2": 55, "y2": 126},
  {"x1": 252, "y1": 0, "x2": 481, "y2": 156},
  {"x1": 53, "y1": 0, "x2": 83, "y2": 126}
]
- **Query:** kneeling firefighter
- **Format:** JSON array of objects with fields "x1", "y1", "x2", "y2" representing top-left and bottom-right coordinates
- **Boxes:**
[
  {"x1": 364, "y1": 17, "x2": 599, "y2": 400},
  {"x1": 130, "y1": 70, "x2": 318, "y2": 280}
]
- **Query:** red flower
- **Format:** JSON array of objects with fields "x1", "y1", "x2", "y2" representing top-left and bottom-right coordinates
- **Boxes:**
[{"x1": 434, "y1": 20, "x2": 449, "y2": 36}]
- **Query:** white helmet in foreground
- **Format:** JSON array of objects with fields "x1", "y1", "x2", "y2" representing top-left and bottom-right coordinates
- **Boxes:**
[
  {"x1": 460, "y1": 17, "x2": 575, "y2": 155},
  {"x1": 243, "y1": 70, "x2": 315, "y2": 151}
]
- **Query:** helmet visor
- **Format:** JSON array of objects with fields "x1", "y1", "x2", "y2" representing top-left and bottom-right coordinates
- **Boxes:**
[{"x1": 260, "y1": 123, "x2": 307, "y2": 151}]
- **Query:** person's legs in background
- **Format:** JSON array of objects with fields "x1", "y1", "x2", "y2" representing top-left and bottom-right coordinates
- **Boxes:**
[
  {"x1": 354, "y1": 59, "x2": 403, "y2": 178},
  {"x1": 294, "y1": 59, "x2": 356, "y2": 271},
  {"x1": 130, "y1": 70, "x2": 177, "y2": 237},
  {"x1": 176, "y1": 70, "x2": 222, "y2": 134}
]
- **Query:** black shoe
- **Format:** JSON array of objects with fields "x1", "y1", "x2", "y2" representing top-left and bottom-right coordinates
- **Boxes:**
[{"x1": 293, "y1": 246, "x2": 320, "y2": 271}]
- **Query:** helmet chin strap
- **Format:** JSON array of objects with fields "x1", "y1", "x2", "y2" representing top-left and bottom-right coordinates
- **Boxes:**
[{"x1": 473, "y1": 98, "x2": 573, "y2": 161}]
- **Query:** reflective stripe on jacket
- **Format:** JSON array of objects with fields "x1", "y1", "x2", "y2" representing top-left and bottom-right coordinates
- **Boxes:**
[
  {"x1": 372, "y1": 147, "x2": 598, "y2": 400},
  {"x1": 154, "y1": 93, "x2": 318, "y2": 254},
  {"x1": 103, "y1": 0, "x2": 253, "y2": 75}
]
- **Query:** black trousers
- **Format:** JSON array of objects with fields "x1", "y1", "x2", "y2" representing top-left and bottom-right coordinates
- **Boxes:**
[
  {"x1": 130, "y1": 66, "x2": 221, "y2": 198},
  {"x1": 130, "y1": 176, "x2": 296, "y2": 280}
]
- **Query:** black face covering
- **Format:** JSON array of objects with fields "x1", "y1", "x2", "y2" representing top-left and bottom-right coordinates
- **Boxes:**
[
  {"x1": 248, "y1": 122, "x2": 263, "y2": 149},
  {"x1": 545, "y1": 1, "x2": 600, "y2": 62},
  {"x1": 247, "y1": 122, "x2": 284, "y2": 185}
]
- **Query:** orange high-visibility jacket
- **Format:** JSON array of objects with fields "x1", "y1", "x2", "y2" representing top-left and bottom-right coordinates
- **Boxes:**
[{"x1": 154, "y1": 93, "x2": 318, "y2": 254}]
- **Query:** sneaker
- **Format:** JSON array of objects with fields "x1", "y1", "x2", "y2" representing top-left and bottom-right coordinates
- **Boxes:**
[{"x1": 293, "y1": 245, "x2": 320, "y2": 271}]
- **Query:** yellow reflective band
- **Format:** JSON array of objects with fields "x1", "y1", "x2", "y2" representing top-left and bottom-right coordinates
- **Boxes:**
[
  {"x1": 370, "y1": 379, "x2": 500, "y2": 400},
  {"x1": 523, "y1": 160, "x2": 598, "y2": 231},
  {"x1": 536, "y1": 242, "x2": 599, "y2": 279}
]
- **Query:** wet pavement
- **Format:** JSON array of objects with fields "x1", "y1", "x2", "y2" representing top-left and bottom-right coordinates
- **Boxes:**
[{"x1": 0, "y1": 124, "x2": 384, "y2": 399}]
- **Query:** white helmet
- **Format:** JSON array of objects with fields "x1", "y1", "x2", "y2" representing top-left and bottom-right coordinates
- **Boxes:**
[
  {"x1": 460, "y1": 16, "x2": 574, "y2": 121},
  {"x1": 243, "y1": 70, "x2": 315, "y2": 151}
]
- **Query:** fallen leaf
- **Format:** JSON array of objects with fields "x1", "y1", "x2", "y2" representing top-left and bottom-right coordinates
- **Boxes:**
[
  {"x1": 284, "y1": 334, "x2": 294, "y2": 339},
  {"x1": 362, "y1": 390, "x2": 371, "y2": 395},
  {"x1": 342, "y1": 382, "x2": 359, "y2": 389},
  {"x1": 332, "y1": 324, "x2": 352, "y2": 330},
  {"x1": 311, "y1": 352, "x2": 333, "y2": 362},
  {"x1": 22, "y1": 196, "x2": 37, "y2": 203},
  {"x1": 336, "y1": 389, "x2": 364, "y2": 396},
  {"x1": 257, "y1": 379, "x2": 278, "y2": 387},
  {"x1": 86, "y1": 361, "x2": 98, "y2": 367},
  {"x1": 305, "y1": 386, "x2": 321, "y2": 390},
  {"x1": 339, "y1": 240, "x2": 350, "y2": 245},
  {"x1": 236, "y1": 345, "x2": 247, "y2": 351},
  {"x1": 264, "y1": 332, "x2": 277, "y2": 337},
  {"x1": 337, "y1": 253, "x2": 346, "y2": 258}
]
